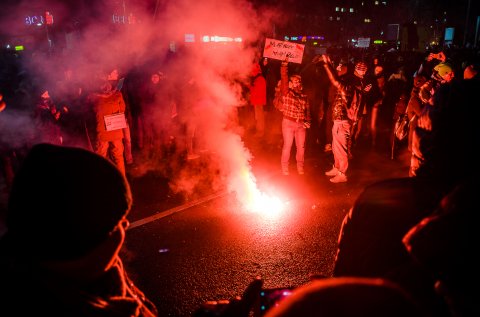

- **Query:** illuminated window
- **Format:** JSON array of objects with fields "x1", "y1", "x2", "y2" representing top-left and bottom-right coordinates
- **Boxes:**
[
  {"x1": 341, "y1": 7, "x2": 345, "y2": 12},
  {"x1": 375, "y1": 1, "x2": 379, "y2": 5},
  {"x1": 350, "y1": 8, "x2": 354, "y2": 13},
  {"x1": 335, "y1": 7, "x2": 339, "y2": 12},
  {"x1": 329, "y1": 16, "x2": 333, "y2": 21},
  {"x1": 382, "y1": 1, "x2": 387, "y2": 5},
  {"x1": 337, "y1": 16, "x2": 341, "y2": 21},
  {"x1": 364, "y1": 18, "x2": 371, "y2": 23}
]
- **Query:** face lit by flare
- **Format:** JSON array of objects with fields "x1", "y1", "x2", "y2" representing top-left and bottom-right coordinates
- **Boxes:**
[{"x1": 289, "y1": 75, "x2": 302, "y2": 91}]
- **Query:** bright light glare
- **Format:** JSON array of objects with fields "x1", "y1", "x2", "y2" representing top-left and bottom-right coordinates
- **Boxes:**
[
  {"x1": 245, "y1": 189, "x2": 286, "y2": 216},
  {"x1": 234, "y1": 168, "x2": 287, "y2": 217}
]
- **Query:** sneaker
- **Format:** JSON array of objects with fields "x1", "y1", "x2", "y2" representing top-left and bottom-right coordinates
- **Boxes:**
[
  {"x1": 330, "y1": 172, "x2": 347, "y2": 183},
  {"x1": 325, "y1": 166, "x2": 339, "y2": 176},
  {"x1": 324, "y1": 143, "x2": 332, "y2": 152},
  {"x1": 282, "y1": 170, "x2": 289, "y2": 176},
  {"x1": 297, "y1": 168, "x2": 304, "y2": 175}
]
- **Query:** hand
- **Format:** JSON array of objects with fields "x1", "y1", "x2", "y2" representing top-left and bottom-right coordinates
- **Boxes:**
[
  {"x1": 364, "y1": 84, "x2": 372, "y2": 92},
  {"x1": 437, "y1": 51, "x2": 446, "y2": 62},
  {"x1": 193, "y1": 277, "x2": 263, "y2": 317},
  {"x1": 312, "y1": 55, "x2": 322, "y2": 64}
]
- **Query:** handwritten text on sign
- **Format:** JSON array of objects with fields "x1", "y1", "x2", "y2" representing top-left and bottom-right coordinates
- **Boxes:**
[{"x1": 263, "y1": 38, "x2": 305, "y2": 64}]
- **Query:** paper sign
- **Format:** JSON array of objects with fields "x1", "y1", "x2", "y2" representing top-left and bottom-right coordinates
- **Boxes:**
[
  {"x1": 357, "y1": 37, "x2": 371, "y2": 48},
  {"x1": 104, "y1": 112, "x2": 127, "y2": 131},
  {"x1": 263, "y1": 38, "x2": 305, "y2": 64}
]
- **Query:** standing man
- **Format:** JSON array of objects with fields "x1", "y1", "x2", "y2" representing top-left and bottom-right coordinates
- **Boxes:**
[
  {"x1": 106, "y1": 67, "x2": 134, "y2": 166},
  {"x1": 277, "y1": 60, "x2": 311, "y2": 175},
  {"x1": 88, "y1": 80, "x2": 127, "y2": 176},
  {"x1": 319, "y1": 55, "x2": 371, "y2": 183}
]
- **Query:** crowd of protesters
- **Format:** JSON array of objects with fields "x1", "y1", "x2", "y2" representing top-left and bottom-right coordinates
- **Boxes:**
[
  {"x1": 0, "y1": 42, "x2": 479, "y2": 316},
  {"x1": 1, "y1": 45, "x2": 479, "y2": 190}
]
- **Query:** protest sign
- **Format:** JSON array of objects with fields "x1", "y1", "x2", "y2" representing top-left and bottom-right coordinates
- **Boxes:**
[{"x1": 263, "y1": 38, "x2": 305, "y2": 64}]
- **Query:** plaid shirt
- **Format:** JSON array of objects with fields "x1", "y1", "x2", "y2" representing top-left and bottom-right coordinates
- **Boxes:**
[
  {"x1": 279, "y1": 63, "x2": 311, "y2": 122},
  {"x1": 281, "y1": 91, "x2": 310, "y2": 122}
]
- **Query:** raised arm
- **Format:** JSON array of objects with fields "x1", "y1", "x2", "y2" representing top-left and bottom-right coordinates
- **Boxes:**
[
  {"x1": 320, "y1": 55, "x2": 342, "y2": 90},
  {"x1": 280, "y1": 60, "x2": 289, "y2": 96}
]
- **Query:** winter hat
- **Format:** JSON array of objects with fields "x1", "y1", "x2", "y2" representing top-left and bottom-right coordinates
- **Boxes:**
[
  {"x1": 433, "y1": 62, "x2": 453, "y2": 79},
  {"x1": 4, "y1": 143, "x2": 132, "y2": 260}
]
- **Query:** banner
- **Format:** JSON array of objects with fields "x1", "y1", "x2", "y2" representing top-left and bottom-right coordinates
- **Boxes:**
[{"x1": 263, "y1": 38, "x2": 305, "y2": 64}]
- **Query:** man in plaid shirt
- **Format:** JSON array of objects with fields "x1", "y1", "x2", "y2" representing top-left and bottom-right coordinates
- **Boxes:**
[{"x1": 277, "y1": 60, "x2": 311, "y2": 176}]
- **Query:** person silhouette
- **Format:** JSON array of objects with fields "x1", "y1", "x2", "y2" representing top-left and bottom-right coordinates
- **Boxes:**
[
  {"x1": 264, "y1": 277, "x2": 423, "y2": 317},
  {"x1": 0, "y1": 143, "x2": 157, "y2": 317}
]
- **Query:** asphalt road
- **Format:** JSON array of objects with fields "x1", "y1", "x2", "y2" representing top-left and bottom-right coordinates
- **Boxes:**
[{"x1": 121, "y1": 129, "x2": 411, "y2": 316}]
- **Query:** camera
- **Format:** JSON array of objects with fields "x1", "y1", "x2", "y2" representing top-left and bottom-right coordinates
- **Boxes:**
[
  {"x1": 255, "y1": 287, "x2": 294, "y2": 316},
  {"x1": 193, "y1": 278, "x2": 295, "y2": 317}
]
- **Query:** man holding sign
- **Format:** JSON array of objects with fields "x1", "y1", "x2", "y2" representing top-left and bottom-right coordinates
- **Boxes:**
[{"x1": 275, "y1": 58, "x2": 311, "y2": 176}]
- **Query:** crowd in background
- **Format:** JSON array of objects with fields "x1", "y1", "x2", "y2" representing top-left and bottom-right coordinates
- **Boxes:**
[
  {"x1": 0, "y1": 42, "x2": 479, "y2": 316},
  {"x1": 1, "y1": 45, "x2": 479, "y2": 190}
]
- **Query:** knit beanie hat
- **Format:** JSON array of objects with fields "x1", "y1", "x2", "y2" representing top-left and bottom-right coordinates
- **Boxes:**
[
  {"x1": 4, "y1": 143, "x2": 132, "y2": 260},
  {"x1": 433, "y1": 62, "x2": 453, "y2": 79}
]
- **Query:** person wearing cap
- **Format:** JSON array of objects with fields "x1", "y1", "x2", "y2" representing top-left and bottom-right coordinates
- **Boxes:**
[
  {"x1": 410, "y1": 61, "x2": 455, "y2": 177},
  {"x1": 0, "y1": 143, "x2": 158, "y2": 317},
  {"x1": 318, "y1": 55, "x2": 371, "y2": 183},
  {"x1": 277, "y1": 60, "x2": 311, "y2": 176}
]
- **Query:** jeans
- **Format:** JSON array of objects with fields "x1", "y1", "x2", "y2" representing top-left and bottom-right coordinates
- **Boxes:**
[
  {"x1": 281, "y1": 118, "x2": 306, "y2": 172},
  {"x1": 332, "y1": 120, "x2": 351, "y2": 174}
]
